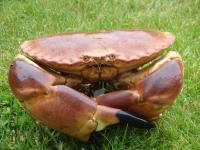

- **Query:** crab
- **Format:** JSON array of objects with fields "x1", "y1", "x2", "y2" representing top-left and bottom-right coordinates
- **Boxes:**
[{"x1": 8, "y1": 30, "x2": 183, "y2": 141}]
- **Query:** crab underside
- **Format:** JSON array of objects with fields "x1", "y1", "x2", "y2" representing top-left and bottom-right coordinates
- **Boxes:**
[{"x1": 8, "y1": 30, "x2": 184, "y2": 141}]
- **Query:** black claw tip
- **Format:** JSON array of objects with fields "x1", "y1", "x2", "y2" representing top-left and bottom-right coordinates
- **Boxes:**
[{"x1": 116, "y1": 111, "x2": 155, "y2": 129}]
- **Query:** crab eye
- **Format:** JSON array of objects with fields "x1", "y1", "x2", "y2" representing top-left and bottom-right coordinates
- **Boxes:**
[
  {"x1": 83, "y1": 56, "x2": 91, "y2": 62},
  {"x1": 109, "y1": 54, "x2": 116, "y2": 60}
]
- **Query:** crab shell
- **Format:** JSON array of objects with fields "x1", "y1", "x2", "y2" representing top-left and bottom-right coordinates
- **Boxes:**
[
  {"x1": 8, "y1": 30, "x2": 183, "y2": 141},
  {"x1": 21, "y1": 30, "x2": 175, "y2": 80}
]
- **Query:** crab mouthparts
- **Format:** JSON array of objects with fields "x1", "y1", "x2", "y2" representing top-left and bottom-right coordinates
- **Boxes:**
[{"x1": 82, "y1": 63, "x2": 118, "y2": 81}]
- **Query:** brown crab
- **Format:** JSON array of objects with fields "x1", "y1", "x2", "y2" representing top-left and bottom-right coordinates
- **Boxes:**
[{"x1": 8, "y1": 30, "x2": 183, "y2": 141}]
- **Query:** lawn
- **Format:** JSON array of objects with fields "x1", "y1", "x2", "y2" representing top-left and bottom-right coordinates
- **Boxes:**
[{"x1": 0, "y1": 0, "x2": 200, "y2": 149}]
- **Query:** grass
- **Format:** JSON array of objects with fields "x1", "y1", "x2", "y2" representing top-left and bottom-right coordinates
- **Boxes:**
[{"x1": 0, "y1": 0, "x2": 200, "y2": 149}]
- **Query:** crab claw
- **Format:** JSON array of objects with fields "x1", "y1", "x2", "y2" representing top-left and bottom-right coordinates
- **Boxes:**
[
  {"x1": 8, "y1": 55, "x2": 154, "y2": 141},
  {"x1": 96, "y1": 51, "x2": 184, "y2": 120}
]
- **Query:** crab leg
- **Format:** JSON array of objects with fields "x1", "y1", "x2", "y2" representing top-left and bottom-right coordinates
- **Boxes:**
[
  {"x1": 8, "y1": 55, "x2": 154, "y2": 141},
  {"x1": 96, "y1": 51, "x2": 184, "y2": 120}
]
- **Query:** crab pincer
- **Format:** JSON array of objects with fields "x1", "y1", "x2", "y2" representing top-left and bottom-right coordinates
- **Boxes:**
[
  {"x1": 8, "y1": 29, "x2": 183, "y2": 141},
  {"x1": 96, "y1": 51, "x2": 184, "y2": 120},
  {"x1": 8, "y1": 55, "x2": 154, "y2": 141}
]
